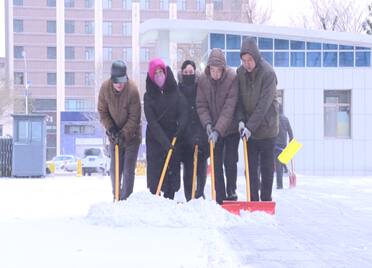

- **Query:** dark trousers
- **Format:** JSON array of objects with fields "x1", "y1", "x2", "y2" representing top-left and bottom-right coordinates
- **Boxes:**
[
  {"x1": 212, "y1": 133, "x2": 240, "y2": 204},
  {"x1": 274, "y1": 148, "x2": 284, "y2": 188},
  {"x1": 110, "y1": 142, "x2": 140, "y2": 200},
  {"x1": 180, "y1": 143, "x2": 208, "y2": 201},
  {"x1": 247, "y1": 137, "x2": 275, "y2": 201}
]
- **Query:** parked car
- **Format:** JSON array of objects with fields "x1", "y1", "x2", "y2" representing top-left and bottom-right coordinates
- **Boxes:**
[
  {"x1": 46, "y1": 155, "x2": 77, "y2": 174},
  {"x1": 81, "y1": 147, "x2": 110, "y2": 176}
]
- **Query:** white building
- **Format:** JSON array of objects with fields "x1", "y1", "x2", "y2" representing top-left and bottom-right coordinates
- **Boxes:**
[{"x1": 140, "y1": 19, "x2": 372, "y2": 175}]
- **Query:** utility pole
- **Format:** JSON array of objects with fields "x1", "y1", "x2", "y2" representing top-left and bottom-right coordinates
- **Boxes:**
[{"x1": 22, "y1": 50, "x2": 29, "y2": 115}]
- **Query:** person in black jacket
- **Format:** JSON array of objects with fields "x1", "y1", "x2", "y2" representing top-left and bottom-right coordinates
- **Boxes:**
[
  {"x1": 275, "y1": 107, "x2": 293, "y2": 189},
  {"x1": 144, "y1": 58, "x2": 188, "y2": 199},
  {"x1": 178, "y1": 60, "x2": 209, "y2": 201}
]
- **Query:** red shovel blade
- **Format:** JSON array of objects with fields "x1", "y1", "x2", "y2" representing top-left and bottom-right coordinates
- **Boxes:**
[
  {"x1": 221, "y1": 201, "x2": 276, "y2": 215},
  {"x1": 289, "y1": 172, "x2": 297, "y2": 188}
]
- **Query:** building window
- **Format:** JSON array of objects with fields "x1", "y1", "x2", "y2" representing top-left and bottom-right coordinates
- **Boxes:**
[
  {"x1": 103, "y1": 0, "x2": 112, "y2": 9},
  {"x1": 196, "y1": 0, "x2": 205, "y2": 11},
  {"x1": 140, "y1": 48, "x2": 150, "y2": 61},
  {"x1": 13, "y1": 0, "x2": 23, "y2": 6},
  {"x1": 261, "y1": 52, "x2": 273, "y2": 65},
  {"x1": 274, "y1": 52, "x2": 289, "y2": 67},
  {"x1": 65, "y1": 99, "x2": 94, "y2": 111},
  {"x1": 160, "y1": 0, "x2": 168, "y2": 10},
  {"x1": 274, "y1": 39, "x2": 289, "y2": 50},
  {"x1": 103, "y1": 22, "x2": 112, "y2": 36},
  {"x1": 338, "y1": 45, "x2": 354, "y2": 67},
  {"x1": 290, "y1": 40, "x2": 305, "y2": 50},
  {"x1": 123, "y1": 22, "x2": 132, "y2": 36},
  {"x1": 13, "y1": 19, "x2": 23, "y2": 33},
  {"x1": 213, "y1": 0, "x2": 223, "y2": 10},
  {"x1": 65, "y1": 72, "x2": 75, "y2": 86},
  {"x1": 84, "y1": 21, "x2": 94, "y2": 34},
  {"x1": 14, "y1": 46, "x2": 24, "y2": 58},
  {"x1": 306, "y1": 42, "x2": 321, "y2": 50},
  {"x1": 140, "y1": 0, "x2": 149, "y2": 9},
  {"x1": 85, "y1": 72, "x2": 95, "y2": 86},
  {"x1": 324, "y1": 90, "x2": 351, "y2": 138},
  {"x1": 210, "y1": 33, "x2": 225, "y2": 49},
  {"x1": 65, "y1": 20, "x2": 75, "y2": 34},
  {"x1": 123, "y1": 0, "x2": 131, "y2": 9},
  {"x1": 65, "y1": 125, "x2": 95, "y2": 135},
  {"x1": 85, "y1": 47, "x2": 95, "y2": 60},
  {"x1": 226, "y1": 52, "x2": 240, "y2": 67},
  {"x1": 47, "y1": 47, "x2": 56, "y2": 59},
  {"x1": 123, "y1": 47, "x2": 132, "y2": 62},
  {"x1": 290, "y1": 52, "x2": 305, "y2": 67},
  {"x1": 14, "y1": 72, "x2": 24, "y2": 85},
  {"x1": 355, "y1": 50, "x2": 371, "y2": 67},
  {"x1": 33, "y1": 99, "x2": 56, "y2": 111},
  {"x1": 258, "y1": 37, "x2": 273, "y2": 50},
  {"x1": 64, "y1": 0, "x2": 74, "y2": 8},
  {"x1": 177, "y1": 0, "x2": 186, "y2": 10},
  {"x1": 47, "y1": 0, "x2": 56, "y2": 7},
  {"x1": 65, "y1": 46, "x2": 75, "y2": 60},
  {"x1": 307, "y1": 52, "x2": 321, "y2": 67},
  {"x1": 47, "y1": 20, "x2": 56, "y2": 33},
  {"x1": 323, "y1": 52, "x2": 337, "y2": 67},
  {"x1": 85, "y1": 0, "x2": 94, "y2": 8},
  {"x1": 226, "y1": 34, "x2": 241, "y2": 49},
  {"x1": 47, "y1": 73, "x2": 56, "y2": 85},
  {"x1": 103, "y1": 47, "x2": 113, "y2": 61}
]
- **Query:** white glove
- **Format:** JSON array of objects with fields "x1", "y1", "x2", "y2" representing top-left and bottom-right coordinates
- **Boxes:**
[
  {"x1": 239, "y1": 121, "x2": 251, "y2": 139},
  {"x1": 206, "y1": 124, "x2": 213, "y2": 136}
]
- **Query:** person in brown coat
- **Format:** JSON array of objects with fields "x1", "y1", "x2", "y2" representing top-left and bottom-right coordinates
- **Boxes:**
[
  {"x1": 237, "y1": 38, "x2": 279, "y2": 201},
  {"x1": 196, "y1": 48, "x2": 239, "y2": 204},
  {"x1": 97, "y1": 60, "x2": 142, "y2": 201}
]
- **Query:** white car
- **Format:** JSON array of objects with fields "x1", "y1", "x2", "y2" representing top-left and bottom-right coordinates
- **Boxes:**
[
  {"x1": 46, "y1": 155, "x2": 77, "y2": 173},
  {"x1": 81, "y1": 148, "x2": 110, "y2": 176}
]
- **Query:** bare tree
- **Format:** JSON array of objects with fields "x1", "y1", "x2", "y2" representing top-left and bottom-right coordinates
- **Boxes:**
[
  {"x1": 363, "y1": 3, "x2": 372, "y2": 34},
  {"x1": 0, "y1": 77, "x2": 13, "y2": 118},
  {"x1": 240, "y1": 0, "x2": 272, "y2": 24},
  {"x1": 291, "y1": 0, "x2": 367, "y2": 32}
]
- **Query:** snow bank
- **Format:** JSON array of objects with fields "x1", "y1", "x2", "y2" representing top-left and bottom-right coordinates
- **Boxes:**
[{"x1": 86, "y1": 191, "x2": 275, "y2": 228}]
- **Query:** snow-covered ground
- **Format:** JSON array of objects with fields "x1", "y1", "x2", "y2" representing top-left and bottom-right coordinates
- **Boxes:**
[{"x1": 0, "y1": 174, "x2": 371, "y2": 268}]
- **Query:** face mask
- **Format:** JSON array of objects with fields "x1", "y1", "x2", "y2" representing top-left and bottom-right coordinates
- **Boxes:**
[
  {"x1": 182, "y1": 74, "x2": 196, "y2": 85},
  {"x1": 154, "y1": 73, "x2": 166, "y2": 88}
]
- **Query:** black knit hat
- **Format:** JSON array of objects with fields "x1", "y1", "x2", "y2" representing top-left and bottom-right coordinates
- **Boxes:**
[{"x1": 181, "y1": 60, "x2": 196, "y2": 71}]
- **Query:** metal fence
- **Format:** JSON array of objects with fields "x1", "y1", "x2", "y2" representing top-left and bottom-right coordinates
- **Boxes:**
[{"x1": 0, "y1": 137, "x2": 13, "y2": 177}]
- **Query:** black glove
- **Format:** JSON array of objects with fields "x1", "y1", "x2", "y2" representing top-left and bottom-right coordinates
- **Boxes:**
[{"x1": 106, "y1": 125, "x2": 119, "y2": 144}]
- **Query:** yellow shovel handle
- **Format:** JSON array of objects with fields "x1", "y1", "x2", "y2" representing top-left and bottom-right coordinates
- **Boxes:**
[
  {"x1": 243, "y1": 137, "x2": 251, "y2": 202},
  {"x1": 114, "y1": 143, "x2": 120, "y2": 202},
  {"x1": 156, "y1": 137, "x2": 177, "y2": 196},
  {"x1": 191, "y1": 144, "x2": 198, "y2": 200},
  {"x1": 209, "y1": 141, "x2": 216, "y2": 201}
]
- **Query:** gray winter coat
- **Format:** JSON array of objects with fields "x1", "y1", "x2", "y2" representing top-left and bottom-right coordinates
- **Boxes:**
[{"x1": 237, "y1": 38, "x2": 279, "y2": 139}]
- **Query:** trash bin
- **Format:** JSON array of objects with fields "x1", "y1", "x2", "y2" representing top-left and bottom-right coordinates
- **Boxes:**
[{"x1": 11, "y1": 114, "x2": 47, "y2": 177}]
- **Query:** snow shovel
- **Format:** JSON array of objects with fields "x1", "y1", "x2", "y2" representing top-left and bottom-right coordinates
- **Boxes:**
[
  {"x1": 191, "y1": 144, "x2": 198, "y2": 200},
  {"x1": 221, "y1": 137, "x2": 276, "y2": 215},
  {"x1": 156, "y1": 137, "x2": 177, "y2": 196},
  {"x1": 114, "y1": 143, "x2": 120, "y2": 202},
  {"x1": 289, "y1": 159, "x2": 297, "y2": 188},
  {"x1": 209, "y1": 140, "x2": 216, "y2": 201}
]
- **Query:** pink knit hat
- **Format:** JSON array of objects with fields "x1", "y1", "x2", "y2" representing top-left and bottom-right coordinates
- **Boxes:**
[{"x1": 148, "y1": 58, "x2": 167, "y2": 82}]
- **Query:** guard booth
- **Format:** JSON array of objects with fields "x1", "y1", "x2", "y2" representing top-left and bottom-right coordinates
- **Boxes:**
[{"x1": 12, "y1": 114, "x2": 47, "y2": 177}]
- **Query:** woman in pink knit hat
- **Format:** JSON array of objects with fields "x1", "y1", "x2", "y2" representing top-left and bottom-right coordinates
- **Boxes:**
[{"x1": 144, "y1": 58, "x2": 188, "y2": 199}]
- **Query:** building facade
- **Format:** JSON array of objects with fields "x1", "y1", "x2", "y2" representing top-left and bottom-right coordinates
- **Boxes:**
[{"x1": 5, "y1": 0, "x2": 248, "y2": 160}]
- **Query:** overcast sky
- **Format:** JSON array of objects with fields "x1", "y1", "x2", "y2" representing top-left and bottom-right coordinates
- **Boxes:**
[{"x1": 0, "y1": 0, "x2": 370, "y2": 57}]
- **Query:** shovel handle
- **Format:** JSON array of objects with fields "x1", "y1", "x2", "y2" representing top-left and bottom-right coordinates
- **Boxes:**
[
  {"x1": 191, "y1": 144, "x2": 198, "y2": 200},
  {"x1": 209, "y1": 141, "x2": 216, "y2": 201},
  {"x1": 243, "y1": 137, "x2": 251, "y2": 202},
  {"x1": 114, "y1": 143, "x2": 120, "y2": 202},
  {"x1": 156, "y1": 137, "x2": 177, "y2": 196}
]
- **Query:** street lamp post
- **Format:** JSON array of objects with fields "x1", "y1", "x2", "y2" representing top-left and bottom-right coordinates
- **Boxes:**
[{"x1": 22, "y1": 50, "x2": 29, "y2": 115}]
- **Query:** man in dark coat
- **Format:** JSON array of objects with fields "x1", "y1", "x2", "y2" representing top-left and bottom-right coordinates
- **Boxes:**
[
  {"x1": 275, "y1": 107, "x2": 294, "y2": 189},
  {"x1": 144, "y1": 58, "x2": 188, "y2": 199},
  {"x1": 237, "y1": 38, "x2": 279, "y2": 201},
  {"x1": 97, "y1": 60, "x2": 142, "y2": 201},
  {"x1": 196, "y1": 48, "x2": 239, "y2": 204},
  {"x1": 178, "y1": 60, "x2": 208, "y2": 201}
]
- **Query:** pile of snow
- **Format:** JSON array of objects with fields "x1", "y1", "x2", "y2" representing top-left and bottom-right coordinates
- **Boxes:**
[{"x1": 86, "y1": 191, "x2": 275, "y2": 228}]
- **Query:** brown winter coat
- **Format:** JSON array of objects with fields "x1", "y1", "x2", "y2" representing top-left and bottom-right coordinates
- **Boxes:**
[
  {"x1": 196, "y1": 49, "x2": 239, "y2": 137},
  {"x1": 237, "y1": 38, "x2": 279, "y2": 139},
  {"x1": 97, "y1": 79, "x2": 142, "y2": 145}
]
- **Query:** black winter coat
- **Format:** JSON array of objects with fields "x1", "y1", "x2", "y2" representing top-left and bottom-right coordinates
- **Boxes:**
[{"x1": 144, "y1": 66, "x2": 188, "y2": 194}]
